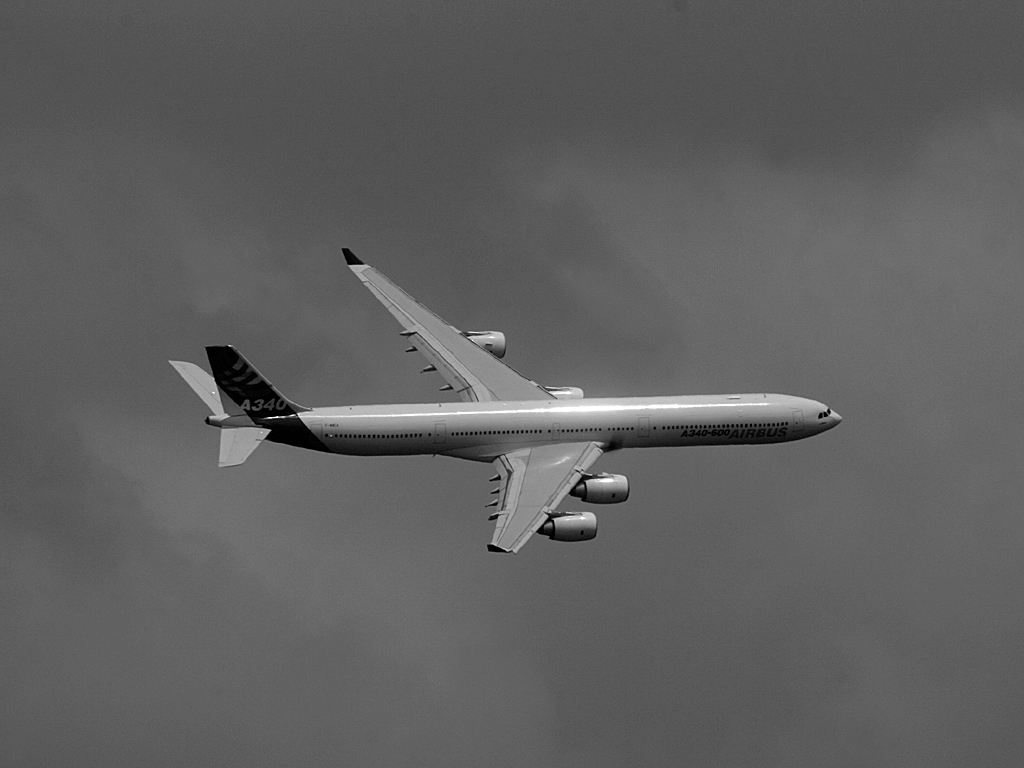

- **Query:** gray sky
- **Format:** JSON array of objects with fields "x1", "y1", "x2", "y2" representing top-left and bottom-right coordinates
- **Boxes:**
[{"x1": 2, "y1": 2, "x2": 1023, "y2": 765}]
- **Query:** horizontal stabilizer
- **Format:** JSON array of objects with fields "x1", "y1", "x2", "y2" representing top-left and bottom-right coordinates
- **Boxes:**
[
  {"x1": 219, "y1": 427, "x2": 270, "y2": 468},
  {"x1": 169, "y1": 360, "x2": 224, "y2": 415}
]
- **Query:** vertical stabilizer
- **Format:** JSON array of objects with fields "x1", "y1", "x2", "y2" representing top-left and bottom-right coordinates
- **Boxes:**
[{"x1": 205, "y1": 346, "x2": 309, "y2": 418}]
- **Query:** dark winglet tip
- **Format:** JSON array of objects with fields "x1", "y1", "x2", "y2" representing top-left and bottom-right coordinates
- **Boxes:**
[
  {"x1": 342, "y1": 248, "x2": 363, "y2": 266},
  {"x1": 487, "y1": 544, "x2": 511, "y2": 553}
]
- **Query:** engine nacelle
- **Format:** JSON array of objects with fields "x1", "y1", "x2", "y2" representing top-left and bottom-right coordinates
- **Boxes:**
[
  {"x1": 542, "y1": 386, "x2": 585, "y2": 400},
  {"x1": 464, "y1": 331, "x2": 506, "y2": 358},
  {"x1": 539, "y1": 512, "x2": 597, "y2": 542},
  {"x1": 569, "y1": 473, "x2": 629, "y2": 504}
]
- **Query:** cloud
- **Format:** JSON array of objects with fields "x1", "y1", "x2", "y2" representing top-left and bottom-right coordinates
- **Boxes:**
[
  {"x1": 0, "y1": 131, "x2": 557, "y2": 767},
  {"x1": 501, "y1": 108, "x2": 1024, "y2": 766},
  {"x1": 2, "y1": 3, "x2": 1024, "y2": 765}
]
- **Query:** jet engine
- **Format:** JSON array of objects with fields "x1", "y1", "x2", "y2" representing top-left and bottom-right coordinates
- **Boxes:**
[
  {"x1": 542, "y1": 386, "x2": 585, "y2": 400},
  {"x1": 464, "y1": 331, "x2": 506, "y2": 358},
  {"x1": 539, "y1": 512, "x2": 597, "y2": 542},
  {"x1": 569, "y1": 473, "x2": 629, "y2": 504}
]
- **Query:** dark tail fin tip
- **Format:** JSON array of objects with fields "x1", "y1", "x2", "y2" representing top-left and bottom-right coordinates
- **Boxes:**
[{"x1": 342, "y1": 248, "x2": 363, "y2": 266}]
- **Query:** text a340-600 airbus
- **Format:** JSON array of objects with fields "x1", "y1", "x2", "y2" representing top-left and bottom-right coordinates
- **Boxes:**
[{"x1": 170, "y1": 250, "x2": 841, "y2": 554}]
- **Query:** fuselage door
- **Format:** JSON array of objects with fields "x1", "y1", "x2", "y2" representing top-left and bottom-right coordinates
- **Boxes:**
[
  {"x1": 638, "y1": 416, "x2": 650, "y2": 438},
  {"x1": 552, "y1": 422, "x2": 561, "y2": 440},
  {"x1": 790, "y1": 409, "x2": 804, "y2": 434},
  {"x1": 433, "y1": 421, "x2": 446, "y2": 444}
]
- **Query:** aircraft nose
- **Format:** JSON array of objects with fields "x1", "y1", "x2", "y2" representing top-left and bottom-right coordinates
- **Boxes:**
[{"x1": 831, "y1": 411, "x2": 842, "y2": 426}]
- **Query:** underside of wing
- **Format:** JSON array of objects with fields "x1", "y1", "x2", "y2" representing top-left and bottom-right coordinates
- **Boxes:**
[
  {"x1": 343, "y1": 249, "x2": 554, "y2": 403},
  {"x1": 488, "y1": 441, "x2": 605, "y2": 553}
]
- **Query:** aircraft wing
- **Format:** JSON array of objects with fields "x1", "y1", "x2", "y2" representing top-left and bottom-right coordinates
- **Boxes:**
[
  {"x1": 344, "y1": 249, "x2": 554, "y2": 403},
  {"x1": 488, "y1": 441, "x2": 605, "y2": 553}
]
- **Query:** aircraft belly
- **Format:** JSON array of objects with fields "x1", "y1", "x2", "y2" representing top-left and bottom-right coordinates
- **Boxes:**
[{"x1": 441, "y1": 439, "x2": 549, "y2": 462}]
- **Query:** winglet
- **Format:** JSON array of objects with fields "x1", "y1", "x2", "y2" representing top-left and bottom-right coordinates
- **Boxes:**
[
  {"x1": 342, "y1": 248, "x2": 363, "y2": 266},
  {"x1": 487, "y1": 544, "x2": 512, "y2": 553}
]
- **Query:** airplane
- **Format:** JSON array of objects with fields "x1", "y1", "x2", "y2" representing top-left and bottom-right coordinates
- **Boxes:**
[{"x1": 170, "y1": 249, "x2": 841, "y2": 553}]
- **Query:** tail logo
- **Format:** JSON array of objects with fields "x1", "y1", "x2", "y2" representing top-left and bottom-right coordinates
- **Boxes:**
[
  {"x1": 205, "y1": 346, "x2": 307, "y2": 415},
  {"x1": 241, "y1": 397, "x2": 289, "y2": 412}
]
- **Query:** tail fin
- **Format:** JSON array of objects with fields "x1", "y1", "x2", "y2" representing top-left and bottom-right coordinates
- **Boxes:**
[
  {"x1": 219, "y1": 427, "x2": 270, "y2": 468},
  {"x1": 205, "y1": 345, "x2": 309, "y2": 419},
  {"x1": 170, "y1": 349, "x2": 306, "y2": 468}
]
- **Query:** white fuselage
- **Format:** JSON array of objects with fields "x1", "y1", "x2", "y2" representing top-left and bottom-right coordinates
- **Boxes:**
[{"x1": 300, "y1": 393, "x2": 841, "y2": 462}]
